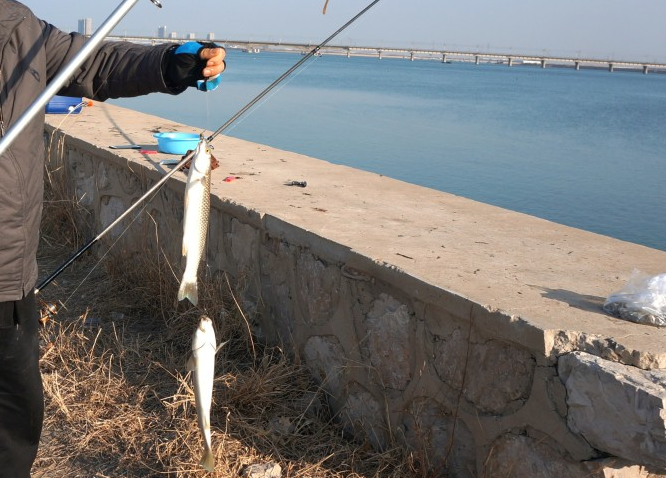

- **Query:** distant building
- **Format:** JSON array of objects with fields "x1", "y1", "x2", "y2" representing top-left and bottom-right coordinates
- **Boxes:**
[
  {"x1": 168, "y1": 31, "x2": 178, "y2": 39},
  {"x1": 187, "y1": 33, "x2": 196, "y2": 40},
  {"x1": 206, "y1": 33, "x2": 215, "y2": 41},
  {"x1": 158, "y1": 26, "x2": 167, "y2": 38},
  {"x1": 78, "y1": 18, "x2": 92, "y2": 36}
]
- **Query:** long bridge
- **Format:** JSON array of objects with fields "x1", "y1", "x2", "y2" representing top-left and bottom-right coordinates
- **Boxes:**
[{"x1": 105, "y1": 35, "x2": 666, "y2": 74}]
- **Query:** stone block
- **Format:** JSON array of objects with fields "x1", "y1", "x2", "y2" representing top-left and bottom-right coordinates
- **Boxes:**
[
  {"x1": 230, "y1": 218, "x2": 258, "y2": 274},
  {"x1": 99, "y1": 195, "x2": 127, "y2": 240},
  {"x1": 558, "y1": 351, "x2": 666, "y2": 468},
  {"x1": 402, "y1": 397, "x2": 476, "y2": 478},
  {"x1": 68, "y1": 150, "x2": 95, "y2": 208},
  {"x1": 483, "y1": 433, "x2": 591, "y2": 478},
  {"x1": 296, "y1": 254, "x2": 340, "y2": 325},
  {"x1": 341, "y1": 381, "x2": 387, "y2": 450},
  {"x1": 303, "y1": 335, "x2": 346, "y2": 393},
  {"x1": 584, "y1": 458, "x2": 666, "y2": 478},
  {"x1": 362, "y1": 293, "x2": 413, "y2": 391},
  {"x1": 433, "y1": 331, "x2": 535, "y2": 415}
]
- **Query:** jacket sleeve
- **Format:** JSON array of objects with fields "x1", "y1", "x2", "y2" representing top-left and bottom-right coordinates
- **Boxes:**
[{"x1": 41, "y1": 20, "x2": 180, "y2": 101}]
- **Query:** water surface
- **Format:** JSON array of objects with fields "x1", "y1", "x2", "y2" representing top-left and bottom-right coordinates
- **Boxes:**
[{"x1": 110, "y1": 50, "x2": 666, "y2": 251}]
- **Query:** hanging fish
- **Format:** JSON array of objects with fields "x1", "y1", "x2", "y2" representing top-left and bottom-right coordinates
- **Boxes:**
[
  {"x1": 187, "y1": 315, "x2": 218, "y2": 472},
  {"x1": 178, "y1": 136, "x2": 212, "y2": 306}
]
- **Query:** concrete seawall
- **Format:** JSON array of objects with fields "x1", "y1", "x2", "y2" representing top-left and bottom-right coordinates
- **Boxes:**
[{"x1": 44, "y1": 103, "x2": 666, "y2": 477}]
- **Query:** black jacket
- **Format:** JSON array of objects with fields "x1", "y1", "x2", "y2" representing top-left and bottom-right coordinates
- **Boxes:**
[{"x1": 0, "y1": 0, "x2": 179, "y2": 301}]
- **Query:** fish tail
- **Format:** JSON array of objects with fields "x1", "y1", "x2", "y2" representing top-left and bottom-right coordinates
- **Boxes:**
[
  {"x1": 200, "y1": 448, "x2": 215, "y2": 472},
  {"x1": 178, "y1": 279, "x2": 198, "y2": 306}
]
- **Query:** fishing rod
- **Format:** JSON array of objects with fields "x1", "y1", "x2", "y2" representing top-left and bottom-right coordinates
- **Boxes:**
[
  {"x1": 36, "y1": 0, "x2": 382, "y2": 294},
  {"x1": 0, "y1": 0, "x2": 162, "y2": 158},
  {"x1": 206, "y1": 0, "x2": 381, "y2": 143}
]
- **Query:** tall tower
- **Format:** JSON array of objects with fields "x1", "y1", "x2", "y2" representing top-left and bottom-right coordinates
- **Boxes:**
[
  {"x1": 158, "y1": 26, "x2": 167, "y2": 38},
  {"x1": 78, "y1": 18, "x2": 92, "y2": 36}
]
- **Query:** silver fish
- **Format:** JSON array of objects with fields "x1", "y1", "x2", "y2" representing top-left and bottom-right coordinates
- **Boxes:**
[
  {"x1": 187, "y1": 315, "x2": 217, "y2": 472},
  {"x1": 178, "y1": 137, "x2": 212, "y2": 306}
]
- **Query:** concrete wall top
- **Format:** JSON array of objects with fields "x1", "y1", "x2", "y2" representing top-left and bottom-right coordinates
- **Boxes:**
[{"x1": 45, "y1": 102, "x2": 666, "y2": 369}]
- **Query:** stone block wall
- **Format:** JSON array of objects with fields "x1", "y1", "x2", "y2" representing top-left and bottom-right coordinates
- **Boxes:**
[{"x1": 43, "y1": 104, "x2": 666, "y2": 478}]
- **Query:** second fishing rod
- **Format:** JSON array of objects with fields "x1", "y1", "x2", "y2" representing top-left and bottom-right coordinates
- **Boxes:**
[{"x1": 36, "y1": 0, "x2": 382, "y2": 294}]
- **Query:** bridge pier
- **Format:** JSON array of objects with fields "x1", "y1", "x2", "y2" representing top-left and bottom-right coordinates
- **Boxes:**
[
  {"x1": 475, "y1": 55, "x2": 480, "y2": 65},
  {"x1": 442, "y1": 53, "x2": 447, "y2": 63},
  {"x1": 575, "y1": 61, "x2": 580, "y2": 71},
  {"x1": 508, "y1": 57, "x2": 513, "y2": 67},
  {"x1": 644, "y1": 65, "x2": 649, "y2": 74},
  {"x1": 346, "y1": 48, "x2": 351, "y2": 58},
  {"x1": 410, "y1": 52, "x2": 415, "y2": 61},
  {"x1": 378, "y1": 50, "x2": 382, "y2": 60},
  {"x1": 541, "y1": 59, "x2": 546, "y2": 68},
  {"x1": 609, "y1": 63, "x2": 614, "y2": 72}
]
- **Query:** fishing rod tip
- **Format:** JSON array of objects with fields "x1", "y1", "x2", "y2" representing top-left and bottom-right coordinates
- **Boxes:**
[{"x1": 150, "y1": 0, "x2": 163, "y2": 8}]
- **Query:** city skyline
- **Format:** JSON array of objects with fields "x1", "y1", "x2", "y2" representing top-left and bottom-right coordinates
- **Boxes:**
[{"x1": 21, "y1": 0, "x2": 666, "y2": 63}]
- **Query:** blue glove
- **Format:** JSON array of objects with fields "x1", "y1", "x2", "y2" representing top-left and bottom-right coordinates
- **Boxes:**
[{"x1": 166, "y1": 42, "x2": 223, "y2": 92}]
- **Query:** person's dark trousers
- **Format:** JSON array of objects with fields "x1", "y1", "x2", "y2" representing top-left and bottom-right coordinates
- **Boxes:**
[{"x1": 0, "y1": 290, "x2": 44, "y2": 478}]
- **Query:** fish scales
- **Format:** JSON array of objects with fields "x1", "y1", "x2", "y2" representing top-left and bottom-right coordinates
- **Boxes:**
[
  {"x1": 188, "y1": 315, "x2": 217, "y2": 472},
  {"x1": 178, "y1": 137, "x2": 212, "y2": 306}
]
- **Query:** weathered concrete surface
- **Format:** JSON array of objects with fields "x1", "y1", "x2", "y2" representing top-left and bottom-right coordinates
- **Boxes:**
[{"x1": 44, "y1": 102, "x2": 666, "y2": 476}]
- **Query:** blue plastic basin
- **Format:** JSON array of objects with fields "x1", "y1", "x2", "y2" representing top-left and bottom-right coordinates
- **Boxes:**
[{"x1": 153, "y1": 132, "x2": 201, "y2": 155}]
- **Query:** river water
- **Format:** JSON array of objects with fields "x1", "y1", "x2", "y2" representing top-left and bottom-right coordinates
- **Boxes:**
[{"x1": 110, "y1": 49, "x2": 666, "y2": 252}]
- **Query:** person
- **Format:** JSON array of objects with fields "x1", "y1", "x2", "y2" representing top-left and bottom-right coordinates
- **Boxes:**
[{"x1": 0, "y1": 1, "x2": 226, "y2": 476}]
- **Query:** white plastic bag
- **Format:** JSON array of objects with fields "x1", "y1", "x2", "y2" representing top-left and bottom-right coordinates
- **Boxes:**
[{"x1": 603, "y1": 270, "x2": 666, "y2": 327}]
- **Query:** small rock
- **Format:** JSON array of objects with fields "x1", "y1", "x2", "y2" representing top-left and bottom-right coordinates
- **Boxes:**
[{"x1": 241, "y1": 462, "x2": 282, "y2": 478}]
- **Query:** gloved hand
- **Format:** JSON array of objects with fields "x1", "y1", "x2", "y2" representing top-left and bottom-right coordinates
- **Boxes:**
[{"x1": 164, "y1": 42, "x2": 226, "y2": 92}]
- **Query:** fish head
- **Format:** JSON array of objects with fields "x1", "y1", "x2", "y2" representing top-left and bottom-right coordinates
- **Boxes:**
[
  {"x1": 191, "y1": 137, "x2": 213, "y2": 172},
  {"x1": 195, "y1": 136, "x2": 211, "y2": 154}
]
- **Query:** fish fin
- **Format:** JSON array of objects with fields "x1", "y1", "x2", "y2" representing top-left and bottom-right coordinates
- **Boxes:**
[
  {"x1": 186, "y1": 351, "x2": 196, "y2": 371},
  {"x1": 178, "y1": 280, "x2": 198, "y2": 306},
  {"x1": 215, "y1": 340, "x2": 229, "y2": 354},
  {"x1": 200, "y1": 448, "x2": 215, "y2": 472}
]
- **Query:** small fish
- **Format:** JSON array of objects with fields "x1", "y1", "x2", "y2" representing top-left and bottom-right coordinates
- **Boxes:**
[
  {"x1": 178, "y1": 137, "x2": 212, "y2": 306},
  {"x1": 187, "y1": 316, "x2": 217, "y2": 472},
  {"x1": 323, "y1": 0, "x2": 330, "y2": 14}
]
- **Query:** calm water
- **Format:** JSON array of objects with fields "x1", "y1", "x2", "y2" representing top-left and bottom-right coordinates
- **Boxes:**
[{"x1": 110, "y1": 50, "x2": 666, "y2": 252}]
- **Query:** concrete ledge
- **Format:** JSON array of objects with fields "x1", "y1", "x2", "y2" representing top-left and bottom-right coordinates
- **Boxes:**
[{"x1": 44, "y1": 102, "x2": 666, "y2": 477}]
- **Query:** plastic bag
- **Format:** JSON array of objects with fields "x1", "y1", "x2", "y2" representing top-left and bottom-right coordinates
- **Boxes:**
[{"x1": 603, "y1": 270, "x2": 666, "y2": 327}]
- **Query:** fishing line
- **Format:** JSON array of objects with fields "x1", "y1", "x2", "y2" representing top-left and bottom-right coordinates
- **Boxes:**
[
  {"x1": 36, "y1": 0, "x2": 383, "y2": 294},
  {"x1": 205, "y1": 92, "x2": 211, "y2": 133}
]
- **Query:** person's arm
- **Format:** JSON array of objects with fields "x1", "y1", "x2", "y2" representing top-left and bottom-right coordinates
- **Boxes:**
[{"x1": 41, "y1": 21, "x2": 225, "y2": 101}]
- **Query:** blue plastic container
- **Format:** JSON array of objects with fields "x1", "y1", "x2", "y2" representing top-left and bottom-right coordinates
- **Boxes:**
[
  {"x1": 153, "y1": 132, "x2": 201, "y2": 155},
  {"x1": 45, "y1": 95, "x2": 83, "y2": 114}
]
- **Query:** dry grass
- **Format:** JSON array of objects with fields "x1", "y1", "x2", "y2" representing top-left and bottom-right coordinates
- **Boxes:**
[{"x1": 34, "y1": 134, "x2": 422, "y2": 477}]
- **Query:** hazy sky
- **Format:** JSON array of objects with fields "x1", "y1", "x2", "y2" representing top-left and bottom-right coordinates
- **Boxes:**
[{"x1": 20, "y1": 0, "x2": 666, "y2": 62}]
